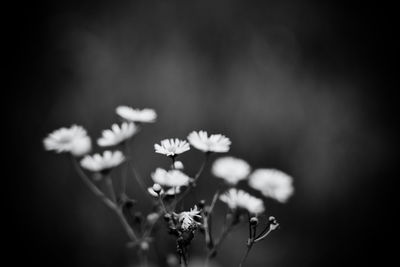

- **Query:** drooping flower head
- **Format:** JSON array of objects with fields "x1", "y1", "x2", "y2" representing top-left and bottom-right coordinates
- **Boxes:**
[
  {"x1": 116, "y1": 106, "x2": 157, "y2": 123},
  {"x1": 80, "y1": 150, "x2": 125, "y2": 173},
  {"x1": 43, "y1": 125, "x2": 91, "y2": 156},
  {"x1": 154, "y1": 139, "x2": 190, "y2": 157},
  {"x1": 97, "y1": 122, "x2": 138, "y2": 147},
  {"x1": 176, "y1": 206, "x2": 202, "y2": 230},
  {"x1": 151, "y1": 168, "x2": 191, "y2": 187},
  {"x1": 249, "y1": 169, "x2": 294, "y2": 203},
  {"x1": 219, "y1": 188, "x2": 265, "y2": 215},
  {"x1": 212, "y1": 156, "x2": 251, "y2": 185},
  {"x1": 187, "y1": 130, "x2": 231, "y2": 153}
]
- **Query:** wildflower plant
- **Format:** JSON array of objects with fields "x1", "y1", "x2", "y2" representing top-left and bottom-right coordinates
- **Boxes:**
[{"x1": 43, "y1": 105, "x2": 294, "y2": 267}]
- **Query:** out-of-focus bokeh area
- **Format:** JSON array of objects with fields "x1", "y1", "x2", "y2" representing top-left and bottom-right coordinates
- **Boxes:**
[{"x1": 11, "y1": 0, "x2": 396, "y2": 267}]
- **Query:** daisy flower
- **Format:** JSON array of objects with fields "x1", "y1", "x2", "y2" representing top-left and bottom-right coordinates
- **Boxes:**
[
  {"x1": 151, "y1": 168, "x2": 191, "y2": 187},
  {"x1": 43, "y1": 125, "x2": 91, "y2": 156},
  {"x1": 80, "y1": 150, "x2": 125, "y2": 173},
  {"x1": 176, "y1": 206, "x2": 202, "y2": 230},
  {"x1": 187, "y1": 130, "x2": 231, "y2": 153},
  {"x1": 211, "y1": 156, "x2": 251, "y2": 185},
  {"x1": 116, "y1": 105, "x2": 157, "y2": 123},
  {"x1": 154, "y1": 139, "x2": 190, "y2": 157},
  {"x1": 249, "y1": 169, "x2": 294, "y2": 203},
  {"x1": 219, "y1": 188, "x2": 265, "y2": 215},
  {"x1": 97, "y1": 122, "x2": 138, "y2": 147},
  {"x1": 147, "y1": 184, "x2": 181, "y2": 197}
]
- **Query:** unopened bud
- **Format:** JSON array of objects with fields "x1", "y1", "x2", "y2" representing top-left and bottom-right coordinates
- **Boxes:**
[
  {"x1": 140, "y1": 241, "x2": 149, "y2": 251},
  {"x1": 250, "y1": 217, "x2": 259, "y2": 226},
  {"x1": 147, "y1": 212, "x2": 160, "y2": 225},
  {"x1": 152, "y1": 183, "x2": 162, "y2": 194},
  {"x1": 174, "y1": 161, "x2": 184, "y2": 170}
]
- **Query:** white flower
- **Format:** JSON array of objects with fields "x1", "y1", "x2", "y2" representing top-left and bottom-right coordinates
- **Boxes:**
[
  {"x1": 219, "y1": 188, "x2": 265, "y2": 215},
  {"x1": 177, "y1": 206, "x2": 201, "y2": 230},
  {"x1": 116, "y1": 106, "x2": 157, "y2": 123},
  {"x1": 249, "y1": 169, "x2": 294, "y2": 203},
  {"x1": 187, "y1": 130, "x2": 231, "y2": 153},
  {"x1": 211, "y1": 157, "x2": 251, "y2": 185},
  {"x1": 43, "y1": 125, "x2": 91, "y2": 156},
  {"x1": 151, "y1": 168, "x2": 191, "y2": 187},
  {"x1": 80, "y1": 150, "x2": 125, "y2": 172},
  {"x1": 147, "y1": 184, "x2": 181, "y2": 197},
  {"x1": 154, "y1": 139, "x2": 190, "y2": 157},
  {"x1": 97, "y1": 122, "x2": 138, "y2": 147}
]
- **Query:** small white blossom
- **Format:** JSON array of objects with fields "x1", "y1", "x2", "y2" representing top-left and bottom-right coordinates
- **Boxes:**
[
  {"x1": 80, "y1": 150, "x2": 125, "y2": 172},
  {"x1": 154, "y1": 139, "x2": 190, "y2": 157},
  {"x1": 43, "y1": 125, "x2": 91, "y2": 156},
  {"x1": 219, "y1": 188, "x2": 265, "y2": 215},
  {"x1": 249, "y1": 169, "x2": 294, "y2": 203},
  {"x1": 187, "y1": 130, "x2": 231, "y2": 153},
  {"x1": 116, "y1": 106, "x2": 157, "y2": 123},
  {"x1": 177, "y1": 206, "x2": 201, "y2": 230},
  {"x1": 151, "y1": 168, "x2": 191, "y2": 187},
  {"x1": 147, "y1": 184, "x2": 181, "y2": 197},
  {"x1": 211, "y1": 157, "x2": 251, "y2": 185},
  {"x1": 97, "y1": 122, "x2": 138, "y2": 147}
]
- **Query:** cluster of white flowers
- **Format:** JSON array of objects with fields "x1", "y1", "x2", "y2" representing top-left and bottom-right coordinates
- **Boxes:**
[{"x1": 44, "y1": 104, "x2": 294, "y2": 267}]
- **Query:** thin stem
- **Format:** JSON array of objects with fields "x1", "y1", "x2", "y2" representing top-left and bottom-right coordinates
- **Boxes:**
[
  {"x1": 105, "y1": 175, "x2": 117, "y2": 203},
  {"x1": 173, "y1": 153, "x2": 209, "y2": 207},
  {"x1": 71, "y1": 157, "x2": 138, "y2": 242},
  {"x1": 71, "y1": 157, "x2": 116, "y2": 210},
  {"x1": 238, "y1": 242, "x2": 254, "y2": 267}
]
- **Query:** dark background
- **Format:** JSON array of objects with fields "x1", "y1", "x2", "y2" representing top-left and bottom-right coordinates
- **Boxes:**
[{"x1": 9, "y1": 1, "x2": 396, "y2": 266}]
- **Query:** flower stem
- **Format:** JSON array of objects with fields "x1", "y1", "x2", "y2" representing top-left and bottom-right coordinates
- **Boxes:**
[
  {"x1": 238, "y1": 241, "x2": 254, "y2": 267},
  {"x1": 173, "y1": 153, "x2": 209, "y2": 207},
  {"x1": 71, "y1": 157, "x2": 116, "y2": 210}
]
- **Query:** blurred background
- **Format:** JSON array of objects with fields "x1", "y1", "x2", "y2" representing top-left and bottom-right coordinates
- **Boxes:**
[{"x1": 9, "y1": 0, "x2": 396, "y2": 266}]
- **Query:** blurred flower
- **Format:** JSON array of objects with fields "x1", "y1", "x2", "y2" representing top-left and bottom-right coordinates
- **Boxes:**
[
  {"x1": 219, "y1": 188, "x2": 265, "y2": 215},
  {"x1": 187, "y1": 130, "x2": 231, "y2": 153},
  {"x1": 154, "y1": 139, "x2": 190, "y2": 157},
  {"x1": 177, "y1": 206, "x2": 201, "y2": 230},
  {"x1": 211, "y1": 156, "x2": 251, "y2": 185},
  {"x1": 80, "y1": 150, "x2": 125, "y2": 172},
  {"x1": 147, "y1": 184, "x2": 181, "y2": 197},
  {"x1": 97, "y1": 122, "x2": 138, "y2": 147},
  {"x1": 151, "y1": 168, "x2": 191, "y2": 187},
  {"x1": 174, "y1": 160, "x2": 184, "y2": 170},
  {"x1": 116, "y1": 106, "x2": 157, "y2": 123},
  {"x1": 43, "y1": 125, "x2": 91, "y2": 156},
  {"x1": 249, "y1": 169, "x2": 294, "y2": 203}
]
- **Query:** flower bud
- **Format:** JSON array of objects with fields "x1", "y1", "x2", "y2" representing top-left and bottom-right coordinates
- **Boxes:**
[
  {"x1": 152, "y1": 183, "x2": 162, "y2": 194},
  {"x1": 198, "y1": 199, "x2": 206, "y2": 209},
  {"x1": 250, "y1": 217, "x2": 259, "y2": 226},
  {"x1": 147, "y1": 212, "x2": 160, "y2": 225},
  {"x1": 174, "y1": 161, "x2": 184, "y2": 170}
]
